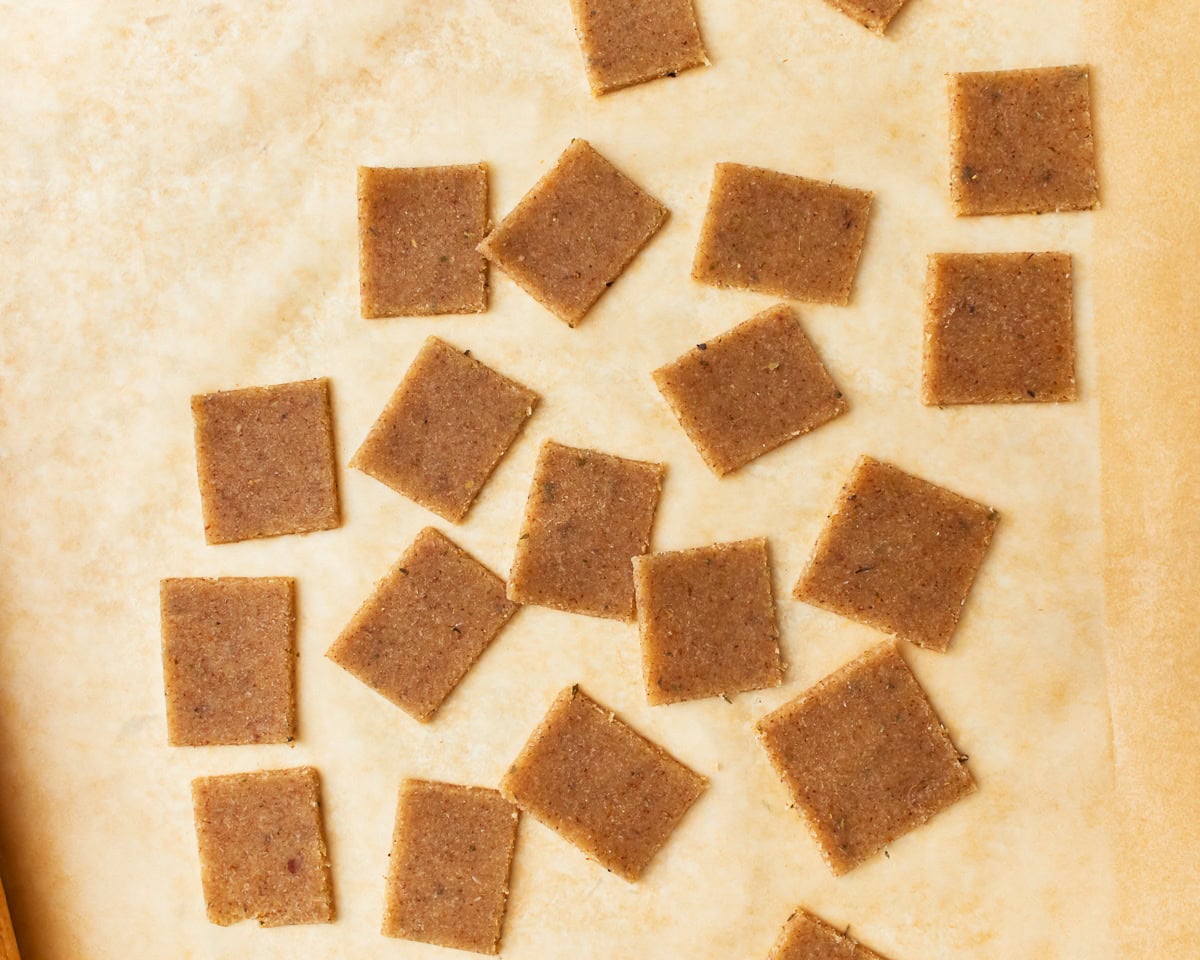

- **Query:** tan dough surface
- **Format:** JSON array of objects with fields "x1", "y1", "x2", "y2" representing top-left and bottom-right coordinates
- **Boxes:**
[{"x1": 0, "y1": 1, "x2": 1142, "y2": 957}]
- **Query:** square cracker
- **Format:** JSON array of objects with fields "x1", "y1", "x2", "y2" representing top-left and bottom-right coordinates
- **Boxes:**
[
  {"x1": 327, "y1": 527, "x2": 517, "y2": 722},
  {"x1": 191, "y1": 767, "x2": 334, "y2": 926},
  {"x1": 191, "y1": 378, "x2": 340, "y2": 544},
  {"x1": 349, "y1": 337, "x2": 538, "y2": 522},
  {"x1": 794, "y1": 456, "x2": 997, "y2": 652},
  {"x1": 508, "y1": 440, "x2": 664, "y2": 621},
  {"x1": 924, "y1": 252, "x2": 1076, "y2": 405},
  {"x1": 823, "y1": 0, "x2": 909, "y2": 34},
  {"x1": 479, "y1": 139, "x2": 668, "y2": 326},
  {"x1": 384, "y1": 780, "x2": 520, "y2": 955},
  {"x1": 950, "y1": 66, "x2": 1099, "y2": 216},
  {"x1": 756, "y1": 643, "x2": 974, "y2": 875},
  {"x1": 652, "y1": 303, "x2": 847, "y2": 475},
  {"x1": 768, "y1": 908, "x2": 890, "y2": 960},
  {"x1": 633, "y1": 538, "x2": 784, "y2": 705},
  {"x1": 570, "y1": 0, "x2": 708, "y2": 96},
  {"x1": 160, "y1": 577, "x2": 295, "y2": 746},
  {"x1": 500, "y1": 685, "x2": 706, "y2": 881},
  {"x1": 357, "y1": 164, "x2": 488, "y2": 317},
  {"x1": 692, "y1": 163, "x2": 873, "y2": 305}
]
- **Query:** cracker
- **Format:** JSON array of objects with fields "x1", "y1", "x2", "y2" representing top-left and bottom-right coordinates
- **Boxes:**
[
  {"x1": 950, "y1": 66, "x2": 1099, "y2": 216},
  {"x1": 570, "y1": 0, "x2": 708, "y2": 95},
  {"x1": 823, "y1": 0, "x2": 909, "y2": 34},
  {"x1": 357, "y1": 164, "x2": 488, "y2": 317},
  {"x1": 633, "y1": 538, "x2": 784, "y2": 705},
  {"x1": 191, "y1": 378, "x2": 340, "y2": 544},
  {"x1": 924, "y1": 252, "x2": 1076, "y2": 405},
  {"x1": 160, "y1": 577, "x2": 295, "y2": 747},
  {"x1": 383, "y1": 780, "x2": 520, "y2": 955},
  {"x1": 756, "y1": 643, "x2": 974, "y2": 875},
  {"x1": 508, "y1": 440, "x2": 664, "y2": 621},
  {"x1": 794, "y1": 456, "x2": 997, "y2": 652},
  {"x1": 500, "y1": 685, "x2": 706, "y2": 881},
  {"x1": 479, "y1": 139, "x2": 668, "y2": 326},
  {"x1": 349, "y1": 337, "x2": 538, "y2": 521},
  {"x1": 327, "y1": 527, "x2": 517, "y2": 722},
  {"x1": 191, "y1": 767, "x2": 334, "y2": 926},
  {"x1": 768, "y1": 908, "x2": 890, "y2": 960},
  {"x1": 652, "y1": 303, "x2": 847, "y2": 475},
  {"x1": 692, "y1": 163, "x2": 872, "y2": 305}
]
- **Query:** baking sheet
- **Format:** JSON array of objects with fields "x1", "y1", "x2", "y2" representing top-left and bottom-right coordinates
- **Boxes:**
[{"x1": 1, "y1": 0, "x2": 1187, "y2": 956}]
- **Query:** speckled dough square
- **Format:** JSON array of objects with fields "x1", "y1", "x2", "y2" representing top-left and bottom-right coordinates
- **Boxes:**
[
  {"x1": 692, "y1": 163, "x2": 873, "y2": 305},
  {"x1": 500, "y1": 685, "x2": 706, "y2": 881},
  {"x1": 633, "y1": 539, "x2": 784, "y2": 705},
  {"x1": 479, "y1": 139, "x2": 668, "y2": 326},
  {"x1": 384, "y1": 780, "x2": 520, "y2": 955},
  {"x1": 191, "y1": 767, "x2": 334, "y2": 927},
  {"x1": 358, "y1": 164, "x2": 488, "y2": 317},
  {"x1": 327, "y1": 527, "x2": 517, "y2": 722},
  {"x1": 653, "y1": 303, "x2": 847, "y2": 475},
  {"x1": 160, "y1": 577, "x2": 295, "y2": 746},
  {"x1": 950, "y1": 66, "x2": 1099, "y2": 216},
  {"x1": 924, "y1": 252, "x2": 1076, "y2": 405},
  {"x1": 794, "y1": 456, "x2": 998, "y2": 651},
  {"x1": 823, "y1": 0, "x2": 910, "y2": 33},
  {"x1": 508, "y1": 440, "x2": 664, "y2": 620},
  {"x1": 756, "y1": 643, "x2": 974, "y2": 875},
  {"x1": 191, "y1": 378, "x2": 340, "y2": 544},
  {"x1": 768, "y1": 908, "x2": 891, "y2": 960},
  {"x1": 570, "y1": 0, "x2": 708, "y2": 95},
  {"x1": 349, "y1": 337, "x2": 538, "y2": 522}
]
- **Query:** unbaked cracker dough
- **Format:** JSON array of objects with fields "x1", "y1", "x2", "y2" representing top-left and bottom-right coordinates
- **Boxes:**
[{"x1": 0, "y1": 1, "x2": 1194, "y2": 958}]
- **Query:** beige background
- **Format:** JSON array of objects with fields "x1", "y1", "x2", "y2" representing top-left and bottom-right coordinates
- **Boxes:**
[{"x1": 2, "y1": 0, "x2": 1174, "y2": 957}]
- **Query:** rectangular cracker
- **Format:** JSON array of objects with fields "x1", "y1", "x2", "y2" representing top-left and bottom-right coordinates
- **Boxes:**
[
  {"x1": 756, "y1": 643, "x2": 974, "y2": 875},
  {"x1": 383, "y1": 780, "x2": 520, "y2": 955},
  {"x1": 633, "y1": 538, "x2": 784, "y2": 704},
  {"x1": 349, "y1": 337, "x2": 538, "y2": 521},
  {"x1": 768, "y1": 908, "x2": 890, "y2": 960},
  {"x1": 570, "y1": 0, "x2": 708, "y2": 95},
  {"x1": 823, "y1": 0, "x2": 909, "y2": 34},
  {"x1": 501, "y1": 685, "x2": 706, "y2": 881},
  {"x1": 692, "y1": 163, "x2": 873, "y2": 305},
  {"x1": 191, "y1": 378, "x2": 340, "y2": 544},
  {"x1": 652, "y1": 303, "x2": 847, "y2": 475},
  {"x1": 358, "y1": 164, "x2": 489, "y2": 317},
  {"x1": 794, "y1": 455, "x2": 998, "y2": 651},
  {"x1": 160, "y1": 577, "x2": 295, "y2": 746},
  {"x1": 508, "y1": 440, "x2": 664, "y2": 621},
  {"x1": 479, "y1": 139, "x2": 668, "y2": 326},
  {"x1": 327, "y1": 527, "x2": 517, "y2": 722},
  {"x1": 191, "y1": 767, "x2": 334, "y2": 926}
]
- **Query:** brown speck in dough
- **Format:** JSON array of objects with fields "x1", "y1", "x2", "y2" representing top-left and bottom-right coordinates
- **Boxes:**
[
  {"x1": 756, "y1": 643, "x2": 975, "y2": 875},
  {"x1": 767, "y1": 906, "x2": 894, "y2": 959},
  {"x1": 570, "y1": 0, "x2": 708, "y2": 95},
  {"x1": 794, "y1": 456, "x2": 998, "y2": 652},
  {"x1": 949, "y1": 66, "x2": 1098, "y2": 216},
  {"x1": 500, "y1": 685, "x2": 706, "y2": 881},
  {"x1": 923, "y1": 252, "x2": 1077, "y2": 404}
]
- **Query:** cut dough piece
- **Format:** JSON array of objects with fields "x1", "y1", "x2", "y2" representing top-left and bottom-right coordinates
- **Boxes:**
[
  {"x1": 633, "y1": 538, "x2": 784, "y2": 705},
  {"x1": 652, "y1": 303, "x2": 847, "y2": 475},
  {"x1": 349, "y1": 337, "x2": 538, "y2": 522},
  {"x1": 508, "y1": 440, "x2": 664, "y2": 621},
  {"x1": 191, "y1": 767, "x2": 334, "y2": 927},
  {"x1": 768, "y1": 908, "x2": 891, "y2": 960},
  {"x1": 794, "y1": 455, "x2": 997, "y2": 652},
  {"x1": 823, "y1": 0, "x2": 909, "y2": 34},
  {"x1": 756, "y1": 643, "x2": 974, "y2": 875},
  {"x1": 569, "y1": 0, "x2": 708, "y2": 95},
  {"x1": 950, "y1": 66, "x2": 1099, "y2": 216},
  {"x1": 479, "y1": 139, "x2": 668, "y2": 326},
  {"x1": 924, "y1": 252, "x2": 1076, "y2": 405},
  {"x1": 383, "y1": 779, "x2": 520, "y2": 955},
  {"x1": 160, "y1": 577, "x2": 295, "y2": 746},
  {"x1": 357, "y1": 164, "x2": 488, "y2": 317},
  {"x1": 692, "y1": 163, "x2": 872, "y2": 305},
  {"x1": 327, "y1": 527, "x2": 517, "y2": 722},
  {"x1": 500, "y1": 685, "x2": 706, "y2": 881},
  {"x1": 191, "y1": 378, "x2": 340, "y2": 544}
]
